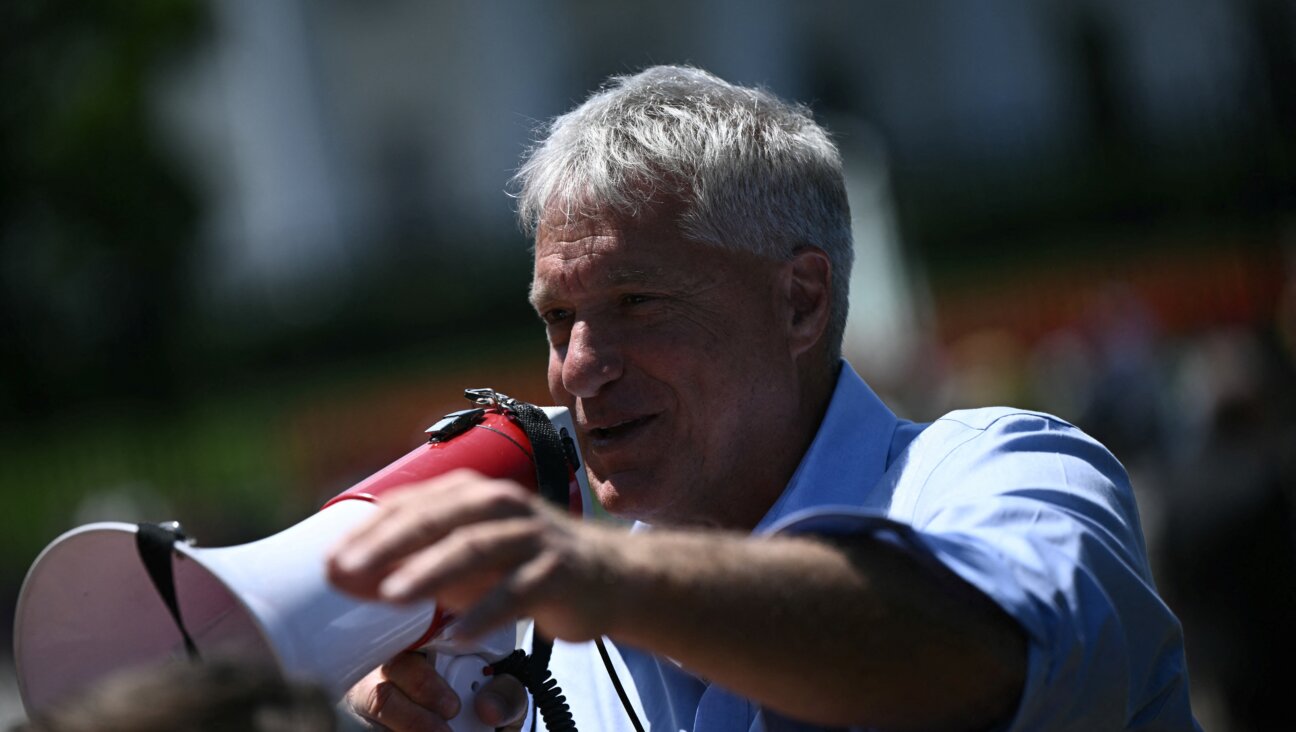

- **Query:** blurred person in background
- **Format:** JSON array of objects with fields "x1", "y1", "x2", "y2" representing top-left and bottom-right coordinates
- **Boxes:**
[
  {"x1": 1156, "y1": 328, "x2": 1296, "y2": 730},
  {"x1": 326, "y1": 65, "x2": 1199, "y2": 731},
  {"x1": 12, "y1": 661, "x2": 353, "y2": 732}
]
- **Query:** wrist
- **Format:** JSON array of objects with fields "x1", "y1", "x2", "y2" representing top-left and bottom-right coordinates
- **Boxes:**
[{"x1": 580, "y1": 525, "x2": 679, "y2": 643}]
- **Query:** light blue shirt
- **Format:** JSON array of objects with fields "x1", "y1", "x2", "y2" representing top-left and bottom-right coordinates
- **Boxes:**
[{"x1": 528, "y1": 362, "x2": 1199, "y2": 731}]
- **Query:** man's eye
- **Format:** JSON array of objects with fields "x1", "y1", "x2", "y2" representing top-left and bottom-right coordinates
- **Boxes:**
[
  {"x1": 542, "y1": 309, "x2": 571, "y2": 325},
  {"x1": 622, "y1": 294, "x2": 652, "y2": 306}
]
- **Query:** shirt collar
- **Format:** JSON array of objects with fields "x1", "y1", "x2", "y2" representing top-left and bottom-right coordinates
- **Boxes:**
[{"x1": 753, "y1": 360, "x2": 900, "y2": 534}]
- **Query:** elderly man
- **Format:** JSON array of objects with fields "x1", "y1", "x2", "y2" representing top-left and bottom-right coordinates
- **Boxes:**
[{"x1": 328, "y1": 66, "x2": 1198, "y2": 731}]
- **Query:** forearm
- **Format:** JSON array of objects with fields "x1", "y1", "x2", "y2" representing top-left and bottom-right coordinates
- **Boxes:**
[{"x1": 599, "y1": 528, "x2": 1026, "y2": 730}]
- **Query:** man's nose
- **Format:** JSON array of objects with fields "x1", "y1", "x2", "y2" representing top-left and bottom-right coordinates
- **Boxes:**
[{"x1": 561, "y1": 320, "x2": 623, "y2": 398}]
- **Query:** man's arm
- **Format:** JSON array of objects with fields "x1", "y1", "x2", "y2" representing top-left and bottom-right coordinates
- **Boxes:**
[
  {"x1": 327, "y1": 470, "x2": 1025, "y2": 731},
  {"x1": 602, "y1": 527, "x2": 1026, "y2": 730}
]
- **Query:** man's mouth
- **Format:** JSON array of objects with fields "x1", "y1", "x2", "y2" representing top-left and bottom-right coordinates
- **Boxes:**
[{"x1": 587, "y1": 415, "x2": 655, "y2": 443}]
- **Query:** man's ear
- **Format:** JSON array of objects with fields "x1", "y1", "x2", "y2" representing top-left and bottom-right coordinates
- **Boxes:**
[{"x1": 782, "y1": 247, "x2": 832, "y2": 359}]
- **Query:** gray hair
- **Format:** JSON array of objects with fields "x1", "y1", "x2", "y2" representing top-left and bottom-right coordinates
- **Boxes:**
[{"x1": 513, "y1": 65, "x2": 854, "y2": 362}]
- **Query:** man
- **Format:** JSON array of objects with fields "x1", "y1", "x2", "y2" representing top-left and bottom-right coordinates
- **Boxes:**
[{"x1": 327, "y1": 65, "x2": 1198, "y2": 731}]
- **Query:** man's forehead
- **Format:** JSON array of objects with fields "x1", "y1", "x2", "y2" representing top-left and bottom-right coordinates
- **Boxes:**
[
  {"x1": 534, "y1": 207, "x2": 680, "y2": 265},
  {"x1": 526, "y1": 200, "x2": 763, "y2": 308},
  {"x1": 529, "y1": 246, "x2": 683, "y2": 305},
  {"x1": 535, "y1": 211, "x2": 655, "y2": 251}
]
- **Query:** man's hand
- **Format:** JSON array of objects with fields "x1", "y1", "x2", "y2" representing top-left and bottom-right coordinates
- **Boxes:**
[
  {"x1": 328, "y1": 470, "x2": 624, "y2": 729},
  {"x1": 342, "y1": 651, "x2": 528, "y2": 731},
  {"x1": 326, "y1": 469, "x2": 625, "y2": 644}
]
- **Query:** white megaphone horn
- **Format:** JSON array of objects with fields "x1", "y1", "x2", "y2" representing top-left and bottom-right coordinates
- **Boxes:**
[{"x1": 13, "y1": 389, "x2": 588, "y2": 730}]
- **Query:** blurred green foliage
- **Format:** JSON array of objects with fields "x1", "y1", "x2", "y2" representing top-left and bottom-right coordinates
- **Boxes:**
[
  {"x1": 1, "y1": 0, "x2": 207, "y2": 418},
  {"x1": 0, "y1": 393, "x2": 285, "y2": 563}
]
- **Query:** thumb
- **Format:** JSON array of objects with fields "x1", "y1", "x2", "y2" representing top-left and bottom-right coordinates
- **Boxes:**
[{"x1": 474, "y1": 673, "x2": 529, "y2": 730}]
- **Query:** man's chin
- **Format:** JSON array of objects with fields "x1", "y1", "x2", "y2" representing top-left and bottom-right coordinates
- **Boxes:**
[
  {"x1": 590, "y1": 470, "x2": 667, "y2": 523},
  {"x1": 592, "y1": 476, "x2": 713, "y2": 529}
]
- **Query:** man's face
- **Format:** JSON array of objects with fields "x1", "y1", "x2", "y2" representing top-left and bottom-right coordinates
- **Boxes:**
[{"x1": 530, "y1": 207, "x2": 803, "y2": 528}]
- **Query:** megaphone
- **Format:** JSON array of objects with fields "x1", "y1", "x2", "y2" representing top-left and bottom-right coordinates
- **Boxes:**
[{"x1": 13, "y1": 389, "x2": 588, "y2": 731}]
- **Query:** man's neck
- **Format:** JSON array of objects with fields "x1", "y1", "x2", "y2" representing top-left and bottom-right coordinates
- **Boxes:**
[{"x1": 722, "y1": 357, "x2": 841, "y2": 532}]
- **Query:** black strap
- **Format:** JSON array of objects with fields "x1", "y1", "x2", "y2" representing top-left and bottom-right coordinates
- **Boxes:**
[
  {"x1": 135, "y1": 522, "x2": 201, "y2": 661},
  {"x1": 506, "y1": 401, "x2": 571, "y2": 510}
]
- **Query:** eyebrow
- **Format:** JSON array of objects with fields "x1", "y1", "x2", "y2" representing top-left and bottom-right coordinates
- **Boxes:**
[{"x1": 527, "y1": 282, "x2": 551, "y2": 310}]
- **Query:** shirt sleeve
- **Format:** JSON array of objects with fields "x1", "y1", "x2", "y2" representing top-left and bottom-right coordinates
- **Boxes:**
[{"x1": 768, "y1": 412, "x2": 1196, "y2": 731}]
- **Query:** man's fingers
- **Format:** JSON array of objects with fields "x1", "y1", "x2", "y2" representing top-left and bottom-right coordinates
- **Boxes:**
[
  {"x1": 453, "y1": 553, "x2": 556, "y2": 640},
  {"x1": 379, "y1": 518, "x2": 544, "y2": 604},
  {"x1": 331, "y1": 472, "x2": 496, "y2": 573},
  {"x1": 346, "y1": 656, "x2": 529, "y2": 732},
  {"x1": 346, "y1": 666, "x2": 452, "y2": 732},
  {"x1": 381, "y1": 652, "x2": 460, "y2": 720},
  {"x1": 474, "y1": 674, "x2": 530, "y2": 730},
  {"x1": 328, "y1": 474, "x2": 534, "y2": 596}
]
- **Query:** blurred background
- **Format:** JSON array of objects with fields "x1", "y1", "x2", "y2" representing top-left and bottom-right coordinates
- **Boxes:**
[{"x1": 2, "y1": 0, "x2": 1294, "y2": 729}]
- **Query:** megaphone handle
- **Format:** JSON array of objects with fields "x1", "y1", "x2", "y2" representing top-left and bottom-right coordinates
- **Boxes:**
[{"x1": 435, "y1": 653, "x2": 496, "y2": 732}]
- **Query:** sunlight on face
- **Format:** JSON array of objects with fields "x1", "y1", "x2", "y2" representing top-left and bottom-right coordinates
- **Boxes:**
[{"x1": 531, "y1": 209, "x2": 804, "y2": 528}]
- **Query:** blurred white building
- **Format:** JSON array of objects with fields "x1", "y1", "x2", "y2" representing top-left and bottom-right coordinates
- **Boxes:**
[{"x1": 155, "y1": 0, "x2": 1265, "y2": 337}]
